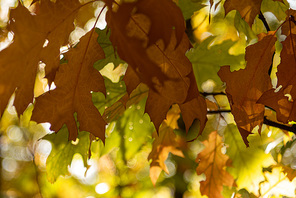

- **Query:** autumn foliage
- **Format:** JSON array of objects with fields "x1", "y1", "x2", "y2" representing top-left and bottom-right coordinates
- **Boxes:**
[{"x1": 1, "y1": 0, "x2": 296, "y2": 197}]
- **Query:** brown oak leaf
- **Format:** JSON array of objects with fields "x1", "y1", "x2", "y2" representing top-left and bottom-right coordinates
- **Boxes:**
[
  {"x1": 148, "y1": 105, "x2": 186, "y2": 185},
  {"x1": 281, "y1": 9, "x2": 296, "y2": 36},
  {"x1": 32, "y1": 30, "x2": 106, "y2": 141},
  {"x1": 224, "y1": 0, "x2": 263, "y2": 27},
  {"x1": 282, "y1": 165, "x2": 296, "y2": 181},
  {"x1": 0, "y1": 0, "x2": 82, "y2": 116},
  {"x1": 218, "y1": 33, "x2": 276, "y2": 146},
  {"x1": 112, "y1": 5, "x2": 207, "y2": 132},
  {"x1": 196, "y1": 131, "x2": 235, "y2": 198},
  {"x1": 103, "y1": 0, "x2": 192, "y2": 103},
  {"x1": 258, "y1": 33, "x2": 296, "y2": 123}
]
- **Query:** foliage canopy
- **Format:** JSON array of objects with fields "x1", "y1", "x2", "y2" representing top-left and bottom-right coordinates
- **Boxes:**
[{"x1": 1, "y1": 0, "x2": 296, "y2": 197}]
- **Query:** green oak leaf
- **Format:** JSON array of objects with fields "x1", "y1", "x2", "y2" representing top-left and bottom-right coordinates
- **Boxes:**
[
  {"x1": 94, "y1": 28, "x2": 125, "y2": 70},
  {"x1": 178, "y1": 0, "x2": 206, "y2": 20},
  {"x1": 103, "y1": 99, "x2": 154, "y2": 161},
  {"x1": 224, "y1": 124, "x2": 274, "y2": 193},
  {"x1": 233, "y1": 11, "x2": 257, "y2": 41},
  {"x1": 186, "y1": 36, "x2": 244, "y2": 89},
  {"x1": 44, "y1": 126, "x2": 90, "y2": 183},
  {"x1": 92, "y1": 77, "x2": 126, "y2": 114},
  {"x1": 261, "y1": 0, "x2": 288, "y2": 24}
]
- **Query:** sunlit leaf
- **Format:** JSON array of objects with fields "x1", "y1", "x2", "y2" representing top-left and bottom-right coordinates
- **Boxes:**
[
  {"x1": 44, "y1": 126, "x2": 90, "y2": 183},
  {"x1": 224, "y1": 124, "x2": 274, "y2": 193},
  {"x1": 196, "y1": 131, "x2": 235, "y2": 198}
]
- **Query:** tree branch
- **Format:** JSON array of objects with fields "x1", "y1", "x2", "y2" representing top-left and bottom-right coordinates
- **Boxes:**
[
  {"x1": 263, "y1": 117, "x2": 296, "y2": 135},
  {"x1": 259, "y1": 11, "x2": 271, "y2": 32},
  {"x1": 200, "y1": 92, "x2": 226, "y2": 96},
  {"x1": 207, "y1": 109, "x2": 231, "y2": 114},
  {"x1": 206, "y1": 108, "x2": 296, "y2": 135}
]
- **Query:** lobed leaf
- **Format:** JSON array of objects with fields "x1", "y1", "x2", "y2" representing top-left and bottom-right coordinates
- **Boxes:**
[
  {"x1": 196, "y1": 131, "x2": 235, "y2": 198},
  {"x1": 218, "y1": 33, "x2": 276, "y2": 146},
  {"x1": 44, "y1": 127, "x2": 90, "y2": 183},
  {"x1": 0, "y1": 0, "x2": 81, "y2": 116},
  {"x1": 148, "y1": 105, "x2": 187, "y2": 185},
  {"x1": 224, "y1": 124, "x2": 274, "y2": 193},
  {"x1": 32, "y1": 30, "x2": 106, "y2": 141}
]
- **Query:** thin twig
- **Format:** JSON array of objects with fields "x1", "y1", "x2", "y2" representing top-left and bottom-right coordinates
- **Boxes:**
[
  {"x1": 206, "y1": 109, "x2": 296, "y2": 135},
  {"x1": 259, "y1": 11, "x2": 271, "y2": 32},
  {"x1": 200, "y1": 92, "x2": 226, "y2": 97},
  {"x1": 207, "y1": 109, "x2": 231, "y2": 114},
  {"x1": 263, "y1": 117, "x2": 296, "y2": 134}
]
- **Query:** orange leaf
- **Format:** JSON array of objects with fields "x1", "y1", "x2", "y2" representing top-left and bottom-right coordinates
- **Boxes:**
[
  {"x1": 224, "y1": 0, "x2": 262, "y2": 27},
  {"x1": 218, "y1": 33, "x2": 276, "y2": 146},
  {"x1": 196, "y1": 131, "x2": 235, "y2": 198},
  {"x1": 282, "y1": 165, "x2": 296, "y2": 181},
  {"x1": 32, "y1": 30, "x2": 106, "y2": 141},
  {"x1": 148, "y1": 105, "x2": 186, "y2": 185},
  {"x1": 0, "y1": 0, "x2": 82, "y2": 116}
]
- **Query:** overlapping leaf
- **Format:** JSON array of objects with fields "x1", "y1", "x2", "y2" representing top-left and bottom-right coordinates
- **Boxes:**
[
  {"x1": 196, "y1": 131, "x2": 235, "y2": 198},
  {"x1": 176, "y1": 0, "x2": 206, "y2": 20},
  {"x1": 32, "y1": 31, "x2": 106, "y2": 141},
  {"x1": 186, "y1": 36, "x2": 245, "y2": 88},
  {"x1": 218, "y1": 33, "x2": 276, "y2": 146},
  {"x1": 148, "y1": 105, "x2": 187, "y2": 185},
  {"x1": 258, "y1": 16, "x2": 296, "y2": 123},
  {"x1": 224, "y1": 0, "x2": 283, "y2": 27},
  {"x1": 0, "y1": 0, "x2": 82, "y2": 116},
  {"x1": 102, "y1": 0, "x2": 207, "y2": 133},
  {"x1": 259, "y1": 166, "x2": 296, "y2": 197},
  {"x1": 224, "y1": 124, "x2": 274, "y2": 193},
  {"x1": 103, "y1": 99, "x2": 154, "y2": 161},
  {"x1": 44, "y1": 126, "x2": 90, "y2": 183},
  {"x1": 224, "y1": 0, "x2": 263, "y2": 27},
  {"x1": 94, "y1": 28, "x2": 125, "y2": 70}
]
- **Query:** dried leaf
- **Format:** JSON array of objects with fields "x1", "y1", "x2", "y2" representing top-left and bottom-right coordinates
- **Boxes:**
[
  {"x1": 32, "y1": 30, "x2": 106, "y2": 141},
  {"x1": 104, "y1": 0, "x2": 193, "y2": 100},
  {"x1": 0, "y1": 0, "x2": 81, "y2": 116},
  {"x1": 258, "y1": 32, "x2": 296, "y2": 123},
  {"x1": 218, "y1": 33, "x2": 276, "y2": 146},
  {"x1": 148, "y1": 105, "x2": 186, "y2": 185},
  {"x1": 224, "y1": 0, "x2": 263, "y2": 27},
  {"x1": 196, "y1": 131, "x2": 235, "y2": 198}
]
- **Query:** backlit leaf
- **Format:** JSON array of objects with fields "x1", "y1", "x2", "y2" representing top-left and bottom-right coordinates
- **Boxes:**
[
  {"x1": 0, "y1": 0, "x2": 81, "y2": 115},
  {"x1": 94, "y1": 27, "x2": 125, "y2": 70},
  {"x1": 44, "y1": 126, "x2": 90, "y2": 183},
  {"x1": 218, "y1": 33, "x2": 276, "y2": 146},
  {"x1": 148, "y1": 105, "x2": 187, "y2": 185},
  {"x1": 224, "y1": 124, "x2": 274, "y2": 193},
  {"x1": 177, "y1": 0, "x2": 206, "y2": 20},
  {"x1": 258, "y1": 32, "x2": 296, "y2": 124},
  {"x1": 187, "y1": 36, "x2": 245, "y2": 88},
  {"x1": 224, "y1": 0, "x2": 263, "y2": 27},
  {"x1": 196, "y1": 131, "x2": 235, "y2": 198},
  {"x1": 32, "y1": 30, "x2": 106, "y2": 141},
  {"x1": 259, "y1": 166, "x2": 296, "y2": 197}
]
